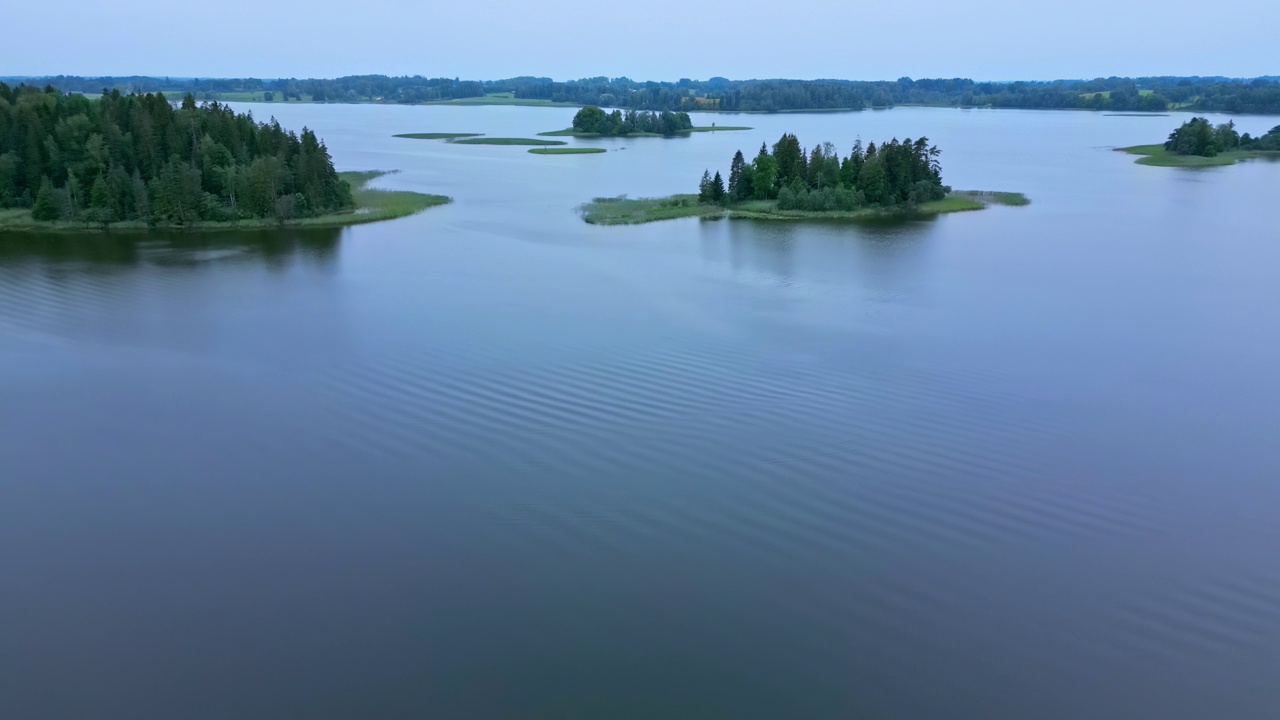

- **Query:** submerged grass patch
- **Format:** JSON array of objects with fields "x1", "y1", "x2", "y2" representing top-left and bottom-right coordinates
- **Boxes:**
[
  {"x1": 449, "y1": 137, "x2": 567, "y2": 146},
  {"x1": 0, "y1": 171, "x2": 450, "y2": 233},
  {"x1": 1117, "y1": 144, "x2": 1280, "y2": 167},
  {"x1": 393, "y1": 133, "x2": 483, "y2": 140},
  {"x1": 528, "y1": 147, "x2": 607, "y2": 155},
  {"x1": 578, "y1": 190, "x2": 1028, "y2": 226}
]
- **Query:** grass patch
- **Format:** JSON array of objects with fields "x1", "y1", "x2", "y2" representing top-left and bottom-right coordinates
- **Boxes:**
[
  {"x1": 579, "y1": 190, "x2": 1027, "y2": 226},
  {"x1": 449, "y1": 137, "x2": 567, "y2": 146},
  {"x1": 1117, "y1": 144, "x2": 1279, "y2": 167},
  {"x1": 538, "y1": 126, "x2": 752, "y2": 138},
  {"x1": 394, "y1": 132, "x2": 483, "y2": 140},
  {"x1": 686, "y1": 126, "x2": 753, "y2": 132},
  {"x1": 528, "y1": 147, "x2": 607, "y2": 155},
  {"x1": 0, "y1": 171, "x2": 449, "y2": 233}
]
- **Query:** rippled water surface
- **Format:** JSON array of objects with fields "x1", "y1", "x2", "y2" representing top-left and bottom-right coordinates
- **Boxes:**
[{"x1": 2, "y1": 105, "x2": 1278, "y2": 719}]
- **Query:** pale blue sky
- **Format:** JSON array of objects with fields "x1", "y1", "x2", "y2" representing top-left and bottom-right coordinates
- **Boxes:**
[{"x1": 4, "y1": 0, "x2": 1276, "y2": 80}]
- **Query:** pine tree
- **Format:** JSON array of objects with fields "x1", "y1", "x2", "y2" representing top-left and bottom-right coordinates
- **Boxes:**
[
  {"x1": 698, "y1": 170, "x2": 713, "y2": 203},
  {"x1": 711, "y1": 171, "x2": 725, "y2": 203},
  {"x1": 31, "y1": 177, "x2": 58, "y2": 221},
  {"x1": 728, "y1": 150, "x2": 745, "y2": 200}
]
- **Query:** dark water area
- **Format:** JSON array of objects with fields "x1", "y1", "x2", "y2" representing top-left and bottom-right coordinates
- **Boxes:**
[{"x1": 2, "y1": 105, "x2": 1278, "y2": 719}]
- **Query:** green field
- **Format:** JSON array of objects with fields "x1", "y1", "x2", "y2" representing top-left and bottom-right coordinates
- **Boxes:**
[
  {"x1": 425, "y1": 93, "x2": 579, "y2": 107},
  {"x1": 539, "y1": 126, "x2": 752, "y2": 138},
  {"x1": 449, "y1": 137, "x2": 567, "y2": 146},
  {"x1": 1117, "y1": 144, "x2": 1280, "y2": 167},
  {"x1": 579, "y1": 191, "x2": 1028, "y2": 225},
  {"x1": 0, "y1": 171, "x2": 449, "y2": 233},
  {"x1": 393, "y1": 133, "x2": 483, "y2": 140},
  {"x1": 528, "y1": 147, "x2": 607, "y2": 155}
]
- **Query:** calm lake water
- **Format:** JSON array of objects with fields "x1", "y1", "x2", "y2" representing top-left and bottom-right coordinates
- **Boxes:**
[{"x1": 2, "y1": 104, "x2": 1278, "y2": 719}]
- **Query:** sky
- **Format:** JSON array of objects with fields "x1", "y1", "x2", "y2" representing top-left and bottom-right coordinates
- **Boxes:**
[{"x1": 4, "y1": 0, "x2": 1277, "y2": 81}]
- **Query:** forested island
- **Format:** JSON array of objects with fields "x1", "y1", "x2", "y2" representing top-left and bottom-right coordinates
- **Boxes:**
[
  {"x1": 580, "y1": 133, "x2": 1027, "y2": 225},
  {"x1": 541, "y1": 106, "x2": 750, "y2": 137},
  {"x1": 1120, "y1": 118, "x2": 1280, "y2": 167},
  {"x1": 13, "y1": 74, "x2": 1280, "y2": 114},
  {"x1": 0, "y1": 84, "x2": 447, "y2": 230}
]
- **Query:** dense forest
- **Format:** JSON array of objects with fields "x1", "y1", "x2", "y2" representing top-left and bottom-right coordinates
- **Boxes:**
[
  {"x1": 570, "y1": 106, "x2": 693, "y2": 135},
  {"x1": 0, "y1": 83, "x2": 352, "y2": 225},
  {"x1": 11, "y1": 74, "x2": 1280, "y2": 114},
  {"x1": 1164, "y1": 117, "x2": 1280, "y2": 156},
  {"x1": 698, "y1": 133, "x2": 947, "y2": 211}
]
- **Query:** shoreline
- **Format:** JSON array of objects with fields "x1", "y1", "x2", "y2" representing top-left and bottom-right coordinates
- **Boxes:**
[
  {"x1": 1117, "y1": 144, "x2": 1280, "y2": 167},
  {"x1": 580, "y1": 191, "x2": 1029, "y2": 226},
  {"x1": 0, "y1": 172, "x2": 450, "y2": 234}
]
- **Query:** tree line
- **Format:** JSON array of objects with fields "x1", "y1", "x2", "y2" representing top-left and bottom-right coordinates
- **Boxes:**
[
  {"x1": 698, "y1": 133, "x2": 948, "y2": 211},
  {"x1": 1164, "y1": 117, "x2": 1280, "y2": 157},
  {"x1": 0, "y1": 83, "x2": 353, "y2": 226},
  {"x1": 14, "y1": 75, "x2": 1280, "y2": 114},
  {"x1": 570, "y1": 106, "x2": 693, "y2": 136}
]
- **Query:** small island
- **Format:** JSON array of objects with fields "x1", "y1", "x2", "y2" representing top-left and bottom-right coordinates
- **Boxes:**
[
  {"x1": 529, "y1": 147, "x2": 607, "y2": 155},
  {"x1": 1119, "y1": 117, "x2": 1280, "y2": 167},
  {"x1": 449, "y1": 137, "x2": 567, "y2": 146},
  {"x1": 393, "y1": 132, "x2": 482, "y2": 140},
  {"x1": 0, "y1": 86, "x2": 449, "y2": 231},
  {"x1": 541, "y1": 106, "x2": 752, "y2": 138},
  {"x1": 580, "y1": 133, "x2": 1027, "y2": 225}
]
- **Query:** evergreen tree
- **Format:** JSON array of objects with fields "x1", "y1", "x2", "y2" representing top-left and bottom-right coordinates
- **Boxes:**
[
  {"x1": 728, "y1": 150, "x2": 745, "y2": 199},
  {"x1": 711, "y1": 171, "x2": 725, "y2": 203},
  {"x1": 32, "y1": 177, "x2": 59, "y2": 221},
  {"x1": 698, "y1": 170, "x2": 713, "y2": 203}
]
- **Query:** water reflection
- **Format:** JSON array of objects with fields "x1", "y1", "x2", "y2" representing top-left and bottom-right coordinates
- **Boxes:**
[
  {"x1": 0, "y1": 226, "x2": 342, "y2": 271},
  {"x1": 697, "y1": 216, "x2": 938, "y2": 288}
]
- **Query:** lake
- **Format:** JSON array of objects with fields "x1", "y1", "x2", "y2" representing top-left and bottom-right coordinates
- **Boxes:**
[{"x1": 2, "y1": 103, "x2": 1278, "y2": 719}]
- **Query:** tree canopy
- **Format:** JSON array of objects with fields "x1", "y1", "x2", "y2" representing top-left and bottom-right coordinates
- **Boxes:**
[
  {"x1": 571, "y1": 106, "x2": 693, "y2": 136},
  {"x1": 0, "y1": 83, "x2": 352, "y2": 225},
  {"x1": 702, "y1": 133, "x2": 949, "y2": 211},
  {"x1": 1164, "y1": 117, "x2": 1280, "y2": 156}
]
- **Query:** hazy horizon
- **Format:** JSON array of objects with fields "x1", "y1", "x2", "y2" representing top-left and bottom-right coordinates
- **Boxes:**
[{"x1": 4, "y1": 0, "x2": 1276, "y2": 81}]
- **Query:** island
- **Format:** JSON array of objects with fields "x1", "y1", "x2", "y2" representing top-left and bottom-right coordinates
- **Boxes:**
[
  {"x1": 0, "y1": 86, "x2": 449, "y2": 231},
  {"x1": 541, "y1": 106, "x2": 752, "y2": 138},
  {"x1": 579, "y1": 133, "x2": 1028, "y2": 225},
  {"x1": 393, "y1": 132, "x2": 482, "y2": 140},
  {"x1": 448, "y1": 137, "x2": 567, "y2": 146},
  {"x1": 1119, "y1": 117, "x2": 1280, "y2": 167},
  {"x1": 528, "y1": 147, "x2": 607, "y2": 155}
]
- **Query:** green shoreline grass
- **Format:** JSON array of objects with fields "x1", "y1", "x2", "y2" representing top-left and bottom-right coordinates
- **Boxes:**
[
  {"x1": 449, "y1": 137, "x2": 567, "y2": 146},
  {"x1": 0, "y1": 171, "x2": 450, "y2": 234},
  {"x1": 394, "y1": 132, "x2": 483, "y2": 140},
  {"x1": 579, "y1": 190, "x2": 1028, "y2": 226},
  {"x1": 529, "y1": 147, "x2": 607, "y2": 155},
  {"x1": 538, "y1": 126, "x2": 752, "y2": 138},
  {"x1": 1117, "y1": 144, "x2": 1280, "y2": 167}
]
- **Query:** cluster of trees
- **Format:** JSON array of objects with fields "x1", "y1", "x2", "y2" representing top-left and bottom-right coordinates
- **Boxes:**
[
  {"x1": 1164, "y1": 118, "x2": 1280, "y2": 156},
  {"x1": 570, "y1": 106, "x2": 693, "y2": 136},
  {"x1": 698, "y1": 133, "x2": 948, "y2": 211},
  {"x1": 0, "y1": 83, "x2": 352, "y2": 225},
  {"x1": 15, "y1": 75, "x2": 1280, "y2": 114}
]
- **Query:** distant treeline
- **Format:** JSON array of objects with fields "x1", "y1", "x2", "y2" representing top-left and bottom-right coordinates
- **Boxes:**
[
  {"x1": 699, "y1": 133, "x2": 947, "y2": 211},
  {"x1": 0, "y1": 84, "x2": 351, "y2": 225},
  {"x1": 10, "y1": 74, "x2": 1280, "y2": 114}
]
